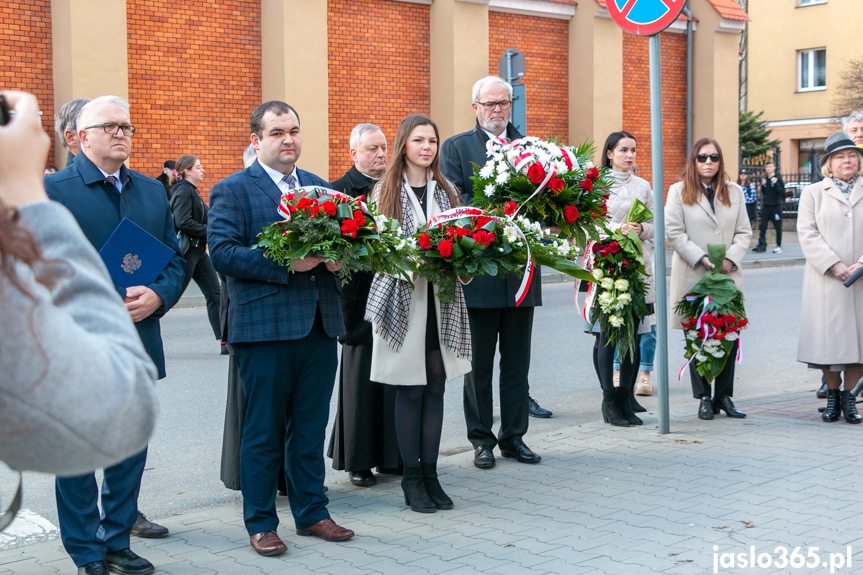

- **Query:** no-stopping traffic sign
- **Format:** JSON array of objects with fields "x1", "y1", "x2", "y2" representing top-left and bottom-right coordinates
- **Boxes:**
[{"x1": 606, "y1": 0, "x2": 687, "y2": 36}]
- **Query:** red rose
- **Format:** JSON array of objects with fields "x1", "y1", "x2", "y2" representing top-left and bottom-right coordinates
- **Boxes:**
[
  {"x1": 563, "y1": 205, "x2": 579, "y2": 223},
  {"x1": 599, "y1": 247, "x2": 609, "y2": 258},
  {"x1": 340, "y1": 219, "x2": 359, "y2": 238},
  {"x1": 622, "y1": 258, "x2": 631, "y2": 267},
  {"x1": 527, "y1": 163, "x2": 546, "y2": 184},
  {"x1": 503, "y1": 201, "x2": 518, "y2": 215},
  {"x1": 591, "y1": 242, "x2": 602, "y2": 253},
  {"x1": 353, "y1": 209, "x2": 366, "y2": 226},
  {"x1": 438, "y1": 239, "x2": 453, "y2": 257},
  {"x1": 580, "y1": 178, "x2": 593, "y2": 192},
  {"x1": 282, "y1": 231, "x2": 289, "y2": 236},
  {"x1": 549, "y1": 177, "x2": 565, "y2": 194},
  {"x1": 472, "y1": 230, "x2": 495, "y2": 247},
  {"x1": 418, "y1": 233, "x2": 432, "y2": 250},
  {"x1": 296, "y1": 197, "x2": 314, "y2": 209},
  {"x1": 321, "y1": 200, "x2": 337, "y2": 216},
  {"x1": 608, "y1": 241, "x2": 620, "y2": 254},
  {"x1": 288, "y1": 205, "x2": 298, "y2": 213},
  {"x1": 475, "y1": 216, "x2": 492, "y2": 228},
  {"x1": 586, "y1": 166, "x2": 599, "y2": 180}
]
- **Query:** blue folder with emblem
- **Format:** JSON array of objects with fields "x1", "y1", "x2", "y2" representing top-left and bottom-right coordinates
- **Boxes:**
[{"x1": 99, "y1": 218, "x2": 174, "y2": 288}]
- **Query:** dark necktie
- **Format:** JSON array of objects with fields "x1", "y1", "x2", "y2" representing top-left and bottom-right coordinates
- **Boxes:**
[
  {"x1": 705, "y1": 186, "x2": 716, "y2": 212},
  {"x1": 282, "y1": 174, "x2": 297, "y2": 190}
]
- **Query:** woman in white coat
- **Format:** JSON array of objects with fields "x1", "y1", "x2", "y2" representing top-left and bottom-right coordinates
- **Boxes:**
[
  {"x1": 590, "y1": 131, "x2": 655, "y2": 426},
  {"x1": 366, "y1": 115, "x2": 471, "y2": 512},
  {"x1": 797, "y1": 131, "x2": 863, "y2": 424},
  {"x1": 666, "y1": 138, "x2": 752, "y2": 420}
]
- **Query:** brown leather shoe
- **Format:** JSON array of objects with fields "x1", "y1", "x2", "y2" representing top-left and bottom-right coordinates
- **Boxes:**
[
  {"x1": 249, "y1": 531, "x2": 287, "y2": 556},
  {"x1": 296, "y1": 518, "x2": 354, "y2": 541}
]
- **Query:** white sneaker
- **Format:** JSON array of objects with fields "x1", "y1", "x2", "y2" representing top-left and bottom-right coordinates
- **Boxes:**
[{"x1": 772, "y1": 246, "x2": 782, "y2": 253}]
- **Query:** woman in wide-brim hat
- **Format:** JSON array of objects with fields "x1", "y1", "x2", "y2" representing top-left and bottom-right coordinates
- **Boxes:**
[{"x1": 797, "y1": 131, "x2": 863, "y2": 423}]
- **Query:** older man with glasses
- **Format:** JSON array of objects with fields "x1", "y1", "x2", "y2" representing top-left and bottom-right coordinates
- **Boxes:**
[
  {"x1": 45, "y1": 95, "x2": 185, "y2": 575},
  {"x1": 441, "y1": 76, "x2": 548, "y2": 475}
]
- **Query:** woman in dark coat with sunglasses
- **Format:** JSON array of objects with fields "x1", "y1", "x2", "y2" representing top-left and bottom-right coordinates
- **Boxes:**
[{"x1": 665, "y1": 138, "x2": 752, "y2": 420}]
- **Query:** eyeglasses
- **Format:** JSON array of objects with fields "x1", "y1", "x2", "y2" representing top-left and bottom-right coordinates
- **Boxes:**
[
  {"x1": 84, "y1": 123, "x2": 136, "y2": 137},
  {"x1": 475, "y1": 100, "x2": 512, "y2": 111},
  {"x1": 696, "y1": 153, "x2": 720, "y2": 163}
]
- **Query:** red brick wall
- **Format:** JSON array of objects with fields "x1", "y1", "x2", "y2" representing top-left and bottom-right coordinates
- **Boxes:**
[
  {"x1": 0, "y1": 1, "x2": 56, "y2": 166},
  {"x1": 327, "y1": 0, "x2": 431, "y2": 182},
  {"x1": 126, "y1": 0, "x2": 261, "y2": 203},
  {"x1": 622, "y1": 32, "x2": 687, "y2": 198},
  {"x1": 489, "y1": 12, "x2": 569, "y2": 143}
]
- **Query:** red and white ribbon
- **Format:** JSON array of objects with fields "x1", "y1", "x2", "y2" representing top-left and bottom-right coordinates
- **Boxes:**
[
  {"x1": 427, "y1": 207, "x2": 534, "y2": 306},
  {"x1": 574, "y1": 241, "x2": 596, "y2": 322},
  {"x1": 276, "y1": 186, "x2": 366, "y2": 223}
]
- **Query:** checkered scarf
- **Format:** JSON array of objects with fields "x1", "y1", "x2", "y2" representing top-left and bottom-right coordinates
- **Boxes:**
[{"x1": 365, "y1": 180, "x2": 472, "y2": 359}]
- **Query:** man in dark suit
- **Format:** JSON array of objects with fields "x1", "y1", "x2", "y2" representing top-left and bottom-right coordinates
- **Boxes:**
[
  {"x1": 327, "y1": 124, "x2": 401, "y2": 487},
  {"x1": 441, "y1": 76, "x2": 549, "y2": 472},
  {"x1": 45, "y1": 95, "x2": 185, "y2": 575},
  {"x1": 208, "y1": 101, "x2": 354, "y2": 557}
]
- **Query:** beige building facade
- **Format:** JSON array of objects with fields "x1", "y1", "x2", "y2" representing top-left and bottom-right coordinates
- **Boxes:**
[{"x1": 748, "y1": 0, "x2": 863, "y2": 173}]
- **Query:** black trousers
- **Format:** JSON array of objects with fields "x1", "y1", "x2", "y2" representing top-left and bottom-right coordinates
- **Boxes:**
[
  {"x1": 180, "y1": 244, "x2": 222, "y2": 340},
  {"x1": 463, "y1": 306, "x2": 533, "y2": 449},
  {"x1": 758, "y1": 205, "x2": 782, "y2": 247},
  {"x1": 689, "y1": 340, "x2": 739, "y2": 400}
]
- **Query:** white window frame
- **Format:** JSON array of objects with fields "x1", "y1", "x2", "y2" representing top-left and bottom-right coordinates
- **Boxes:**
[
  {"x1": 798, "y1": 0, "x2": 827, "y2": 6},
  {"x1": 798, "y1": 48, "x2": 826, "y2": 92}
]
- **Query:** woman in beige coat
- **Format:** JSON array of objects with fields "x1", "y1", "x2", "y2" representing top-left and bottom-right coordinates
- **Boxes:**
[
  {"x1": 366, "y1": 115, "x2": 471, "y2": 513},
  {"x1": 797, "y1": 131, "x2": 863, "y2": 424},
  {"x1": 666, "y1": 138, "x2": 752, "y2": 420}
]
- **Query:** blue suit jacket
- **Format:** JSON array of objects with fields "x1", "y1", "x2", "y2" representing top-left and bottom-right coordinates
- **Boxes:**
[
  {"x1": 44, "y1": 153, "x2": 186, "y2": 379},
  {"x1": 441, "y1": 121, "x2": 542, "y2": 309},
  {"x1": 207, "y1": 160, "x2": 345, "y2": 344}
]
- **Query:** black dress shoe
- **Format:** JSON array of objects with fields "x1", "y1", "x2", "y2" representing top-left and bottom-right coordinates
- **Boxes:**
[
  {"x1": 816, "y1": 382, "x2": 828, "y2": 399},
  {"x1": 129, "y1": 511, "x2": 168, "y2": 539},
  {"x1": 528, "y1": 397, "x2": 553, "y2": 418},
  {"x1": 500, "y1": 439, "x2": 541, "y2": 464},
  {"x1": 751, "y1": 244, "x2": 766, "y2": 252},
  {"x1": 104, "y1": 549, "x2": 154, "y2": 575},
  {"x1": 715, "y1": 397, "x2": 746, "y2": 418},
  {"x1": 473, "y1": 446, "x2": 495, "y2": 469},
  {"x1": 350, "y1": 469, "x2": 376, "y2": 487},
  {"x1": 78, "y1": 561, "x2": 110, "y2": 575},
  {"x1": 697, "y1": 398, "x2": 714, "y2": 420}
]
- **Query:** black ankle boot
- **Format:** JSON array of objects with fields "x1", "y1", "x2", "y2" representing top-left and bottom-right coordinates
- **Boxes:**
[
  {"x1": 822, "y1": 389, "x2": 840, "y2": 422},
  {"x1": 630, "y1": 385, "x2": 647, "y2": 413},
  {"x1": 841, "y1": 390, "x2": 862, "y2": 424},
  {"x1": 601, "y1": 390, "x2": 630, "y2": 426},
  {"x1": 401, "y1": 466, "x2": 436, "y2": 513},
  {"x1": 616, "y1": 386, "x2": 643, "y2": 425},
  {"x1": 420, "y1": 462, "x2": 453, "y2": 510},
  {"x1": 698, "y1": 397, "x2": 714, "y2": 420}
]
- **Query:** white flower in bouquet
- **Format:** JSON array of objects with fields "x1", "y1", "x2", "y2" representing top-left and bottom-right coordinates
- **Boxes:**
[
  {"x1": 613, "y1": 300, "x2": 624, "y2": 311},
  {"x1": 695, "y1": 353, "x2": 708, "y2": 362},
  {"x1": 618, "y1": 292, "x2": 632, "y2": 305},
  {"x1": 685, "y1": 330, "x2": 699, "y2": 341},
  {"x1": 709, "y1": 348, "x2": 726, "y2": 358},
  {"x1": 614, "y1": 278, "x2": 630, "y2": 291},
  {"x1": 704, "y1": 339, "x2": 721, "y2": 349},
  {"x1": 484, "y1": 184, "x2": 495, "y2": 197},
  {"x1": 491, "y1": 152, "x2": 503, "y2": 163},
  {"x1": 374, "y1": 214, "x2": 389, "y2": 230},
  {"x1": 495, "y1": 171, "x2": 509, "y2": 185},
  {"x1": 609, "y1": 315, "x2": 624, "y2": 327},
  {"x1": 725, "y1": 332, "x2": 739, "y2": 341},
  {"x1": 496, "y1": 160, "x2": 508, "y2": 174},
  {"x1": 503, "y1": 225, "x2": 518, "y2": 242},
  {"x1": 600, "y1": 278, "x2": 614, "y2": 290},
  {"x1": 598, "y1": 292, "x2": 613, "y2": 306},
  {"x1": 593, "y1": 268, "x2": 605, "y2": 281},
  {"x1": 479, "y1": 163, "x2": 495, "y2": 179},
  {"x1": 556, "y1": 242, "x2": 570, "y2": 257}
]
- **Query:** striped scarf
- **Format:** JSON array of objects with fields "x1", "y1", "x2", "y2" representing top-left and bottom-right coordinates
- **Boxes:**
[{"x1": 365, "y1": 180, "x2": 472, "y2": 359}]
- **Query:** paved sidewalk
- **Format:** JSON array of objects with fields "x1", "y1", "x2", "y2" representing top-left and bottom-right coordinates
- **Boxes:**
[{"x1": 4, "y1": 392, "x2": 861, "y2": 575}]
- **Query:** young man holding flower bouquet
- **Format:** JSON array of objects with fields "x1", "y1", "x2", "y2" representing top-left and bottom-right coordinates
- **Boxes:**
[
  {"x1": 441, "y1": 76, "x2": 547, "y2": 473},
  {"x1": 208, "y1": 101, "x2": 354, "y2": 557}
]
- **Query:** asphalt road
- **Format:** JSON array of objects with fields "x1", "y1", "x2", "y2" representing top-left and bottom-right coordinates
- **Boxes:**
[{"x1": 10, "y1": 265, "x2": 812, "y2": 536}]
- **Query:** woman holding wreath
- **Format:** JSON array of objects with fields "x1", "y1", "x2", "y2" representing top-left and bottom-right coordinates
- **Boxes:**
[
  {"x1": 666, "y1": 138, "x2": 752, "y2": 420},
  {"x1": 366, "y1": 115, "x2": 471, "y2": 513},
  {"x1": 797, "y1": 131, "x2": 863, "y2": 424}
]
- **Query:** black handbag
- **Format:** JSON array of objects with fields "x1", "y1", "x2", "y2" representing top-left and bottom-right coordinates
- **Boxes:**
[{"x1": 175, "y1": 230, "x2": 191, "y2": 255}]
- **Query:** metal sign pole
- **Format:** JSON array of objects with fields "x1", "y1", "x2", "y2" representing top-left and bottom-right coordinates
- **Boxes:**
[{"x1": 649, "y1": 33, "x2": 670, "y2": 434}]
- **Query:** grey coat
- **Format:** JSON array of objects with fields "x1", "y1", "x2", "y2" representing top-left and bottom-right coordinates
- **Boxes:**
[{"x1": 0, "y1": 201, "x2": 158, "y2": 475}]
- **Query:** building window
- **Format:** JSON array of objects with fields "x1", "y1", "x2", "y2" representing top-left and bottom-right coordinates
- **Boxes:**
[
  {"x1": 798, "y1": 48, "x2": 826, "y2": 91},
  {"x1": 798, "y1": 0, "x2": 827, "y2": 6}
]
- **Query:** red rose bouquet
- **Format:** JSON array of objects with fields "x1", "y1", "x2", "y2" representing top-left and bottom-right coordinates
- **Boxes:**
[
  {"x1": 470, "y1": 137, "x2": 611, "y2": 244},
  {"x1": 253, "y1": 186, "x2": 414, "y2": 283},
  {"x1": 583, "y1": 231, "x2": 649, "y2": 361},
  {"x1": 674, "y1": 244, "x2": 748, "y2": 381},
  {"x1": 413, "y1": 207, "x2": 593, "y2": 304}
]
